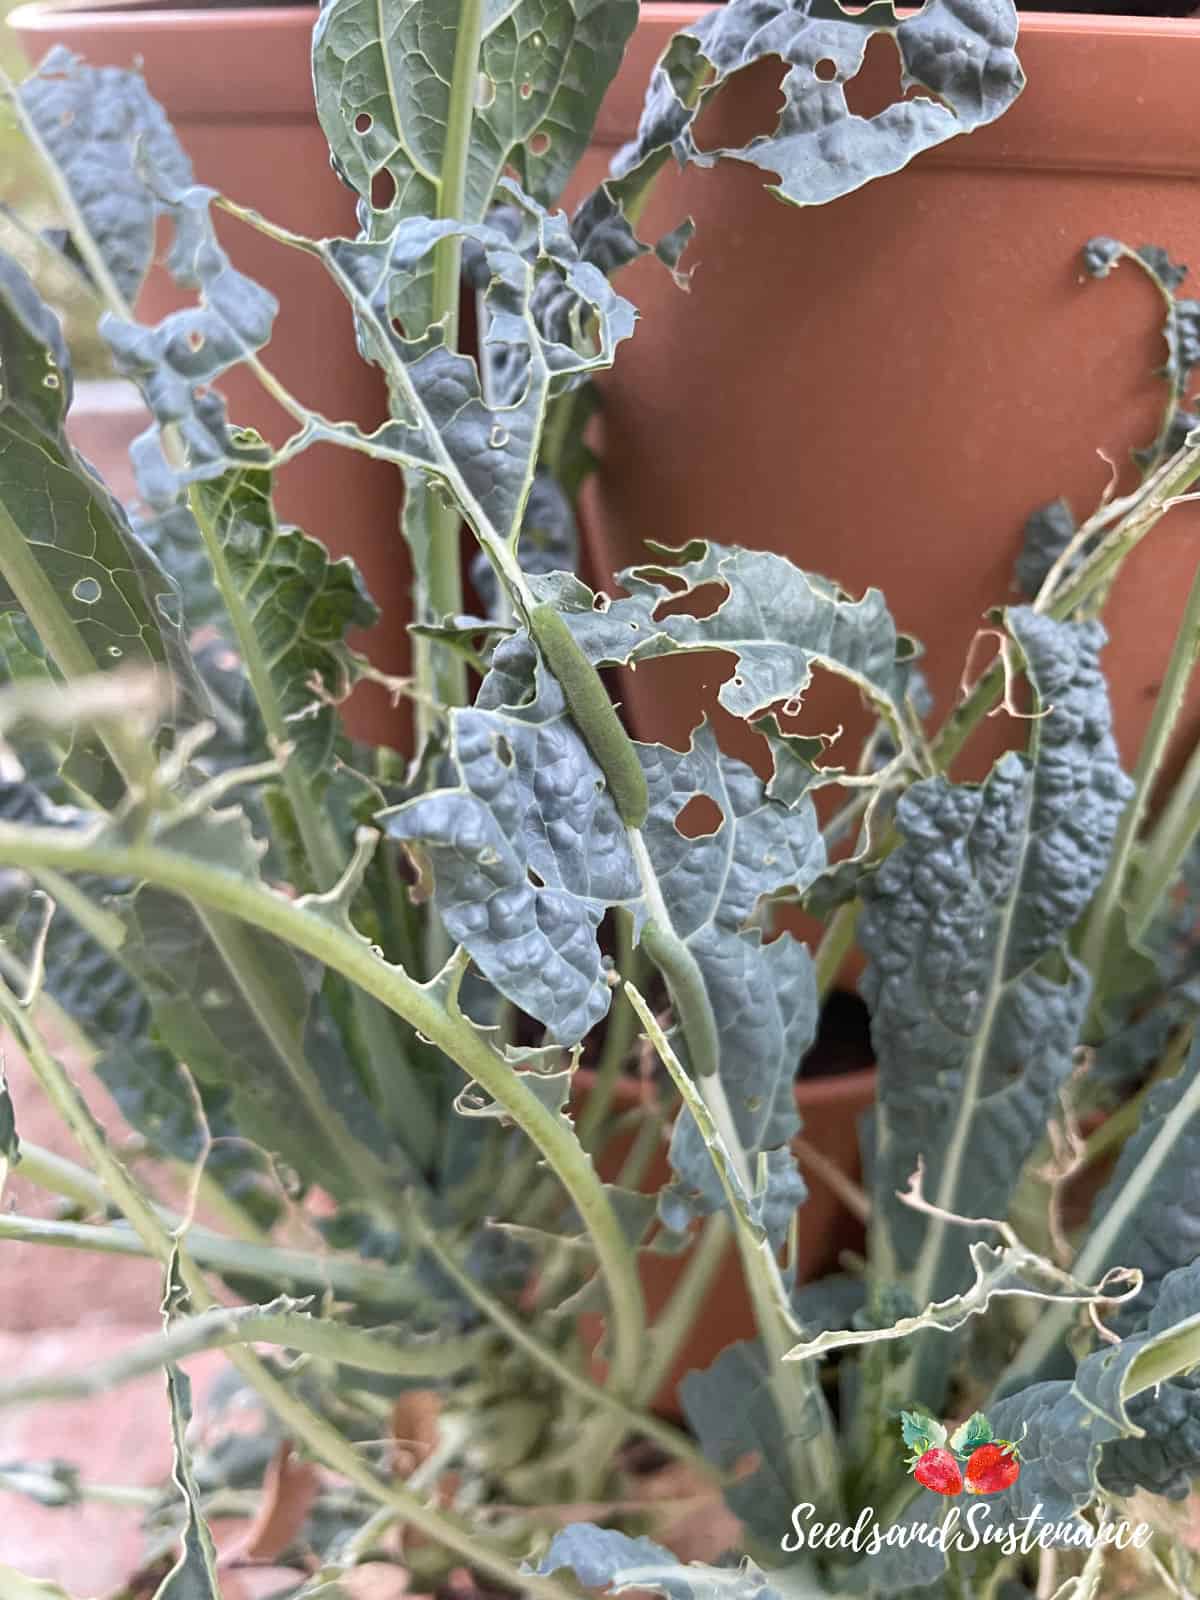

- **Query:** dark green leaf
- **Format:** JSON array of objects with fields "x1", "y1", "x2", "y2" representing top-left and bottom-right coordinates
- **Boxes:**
[{"x1": 862, "y1": 611, "x2": 1131, "y2": 1331}]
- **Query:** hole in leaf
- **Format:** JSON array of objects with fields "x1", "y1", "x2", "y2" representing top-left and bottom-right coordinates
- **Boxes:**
[
  {"x1": 354, "y1": 111, "x2": 373, "y2": 134},
  {"x1": 843, "y1": 33, "x2": 904, "y2": 120},
  {"x1": 675, "y1": 794, "x2": 725, "y2": 839},
  {"x1": 518, "y1": 81, "x2": 534, "y2": 100},
  {"x1": 691, "y1": 58, "x2": 786, "y2": 153},
  {"x1": 187, "y1": 329, "x2": 205, "y2": 352},
  {"x1": 495, "y1": 734, "x2": 514, "y2": 766},
  {"x1": 813, "y1": 57, "x2": 838, "y2": 82},
  {"x1": 527, "y1": 866, "x2": 546, "y2": 888},
  {"x1": 72, "y1": 577, "x2": 102, "y2": 604},
  {"x1": 799, "y1": 990, "x2": 874, "y2": 1081},
  {"x1": 528, "y1": 130, "x2": 551, "y2": 157},
  {"x1": 371, "y1": 167, "x2": 396, "y2": 210},
  {"x1": 652, "y1": 580, "x2": 727, "y2": 623}
]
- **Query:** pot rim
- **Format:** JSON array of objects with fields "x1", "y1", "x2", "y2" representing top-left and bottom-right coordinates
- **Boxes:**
[
  {"x1": 9, "y1": 3, "x2": 1200, "y2": 34},
  {"x1": 12, "y1": 2, "x2": 1200, "y2": 176}
]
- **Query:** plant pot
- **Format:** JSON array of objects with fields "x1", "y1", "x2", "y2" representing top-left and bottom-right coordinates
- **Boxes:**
[
  {"x1": 574, "y1": 1058, "x2": 876, "y2": 1419},
  {"x1": 9, "y1": 1, "x2": 409, "y2": 748},
  {"x1": 569, "y1": 9, "x2": 1200, "y2": 781}
]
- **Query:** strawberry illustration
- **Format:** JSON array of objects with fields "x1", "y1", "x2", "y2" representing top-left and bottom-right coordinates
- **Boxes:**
[
  {"x1": 911, "y1": 1446, "x2": 964, "y2": 1497},
  {"x1": 964, "y1": 1440, "x2": 1022, "y2": 1495}
]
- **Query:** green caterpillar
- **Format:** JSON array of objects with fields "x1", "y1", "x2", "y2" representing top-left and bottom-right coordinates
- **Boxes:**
[
  {"x1": 639, "y1": 921, "x2": 720, "y2": 1079},
  {"x1": 529, "y1": 602, "x2": 649, "y2": 829}
]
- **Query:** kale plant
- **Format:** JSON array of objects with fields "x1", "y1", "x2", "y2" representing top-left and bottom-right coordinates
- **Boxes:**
[{"x1": 0, "y1": 2, "x2": 1197, "y2": 1597}]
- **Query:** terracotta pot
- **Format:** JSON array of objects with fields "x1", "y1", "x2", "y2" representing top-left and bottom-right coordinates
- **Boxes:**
[
  {"x1": 568, "y1": 9, "x2": 1200, "y2": 784},
  {"x1": 9, "y1": 2, "x2": 409, "y2": 749},
  {"x1": 575, "y1": 1060, "x2": 876, "y2": 1418}
]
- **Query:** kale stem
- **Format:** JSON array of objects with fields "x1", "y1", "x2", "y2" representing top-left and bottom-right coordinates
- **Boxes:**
[
  {"x1": 1079, "y1": 558, "x2": 1200, "y2": 1005},
  {"x1": 0, "y1": 818, "x2": 647, "y2": 1406}
]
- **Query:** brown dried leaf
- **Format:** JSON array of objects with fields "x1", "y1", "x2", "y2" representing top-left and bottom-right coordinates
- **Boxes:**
[
  {"x1": 392, "y1": 1389, "x2": 440, "y2": 1478},
  {"x1": 231, "y1": 1440, "x2": 321, "y2": 1562}
]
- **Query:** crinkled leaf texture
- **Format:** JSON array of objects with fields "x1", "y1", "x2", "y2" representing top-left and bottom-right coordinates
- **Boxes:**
[
  {"x1": 989, "y1": 1258, "x2": 1200, "y2": 1523},
  {"x1": 611, "y1": 0, "x2": 1023, "y2": 210},
  {"x1": 383, "y1": 628, "x2": 824, "y2": 1241},
  {"x1": 531, "y1": 1526, "x2": 801, "y2": 1600},
  {"x1": 861, "y1": 609, "x2": 1131, "y2": 1317},
  {"x1": 17, "y1": 47, "x2": 195, "y2": 307}
]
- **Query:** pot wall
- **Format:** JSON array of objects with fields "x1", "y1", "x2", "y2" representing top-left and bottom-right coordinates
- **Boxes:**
[
  {"x1": 569, "y1": 11, "x2": 1200, "y2": 792},
  {"x1": 9, "y1": 4, "x2": 409, "y2": 748}
]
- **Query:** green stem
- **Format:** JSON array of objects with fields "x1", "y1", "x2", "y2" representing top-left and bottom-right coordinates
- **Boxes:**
[
  {"x1": 0, "y1": 818, "x2": 646, "y2": 1402},
  {"x1": 995, "y1": 1051, "x2": 1200, "y2": 1393},
  {"x1": 0, "y1": 979, "x2": 574, "y2": 1600},
  {"x1": 636, "y1": 1211, "x2": 733, "y2": 1405},
  {"x1": 1129, "y1": 733, "x2": 1200, "y2": 943},
  {"x1": 813, "y1": 900, "x2": 859, "y2": 1003},
  {"x1": 625, "y1": 984, "x2": 843, "y2": 1521},
  {"x1": 0, "y1": 1208, "x2": 413, "y2": 1307},
  {"x1": 1080, "y1": 559, "x2": 1200, "y2": 997},
  {"x1": 0, "y1": 1306, "x2": 489, "y2": 1409},
  {"x1": 414, "y1": 0, "x2": 485, "y2": 732},
  {"x1": 577, "y1": 913, "x2": 644, "y2": 1149}
]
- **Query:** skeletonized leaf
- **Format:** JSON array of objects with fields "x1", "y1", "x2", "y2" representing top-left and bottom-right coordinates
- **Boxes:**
[
  {"x1": 784, "y1": 1238, "x2": 1139, "y2": 1363},
  {"x1": 99, "y1": 177, "x2": 277, "y2": 509},
  {"x1": 988, "y1": 1259, "x2": 1200, "y2": 1523},
  {"x1": 155, "y1": 1258, "x2": 222, "y2": 1600}
]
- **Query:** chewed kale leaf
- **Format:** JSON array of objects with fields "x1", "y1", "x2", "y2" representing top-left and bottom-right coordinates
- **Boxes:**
[
  {"x1": 607, "y1": 0, "x2": 1023, "y2": 211},
  {"x1": 989, "y1": 1259, "x2": 1200, "y2": 1521},
  {"x1": 383, "y1": 621, "x2": 825, "y2": 1243},
  {"x1": 538, "y1": 541, "x2": 918, "y2": 758},
  {"x1": 1017, "y1": 236, "x2": 1200, "y2": 598}
]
